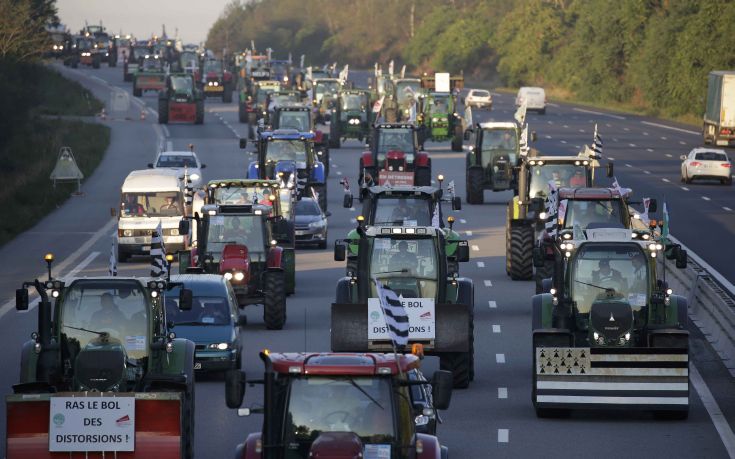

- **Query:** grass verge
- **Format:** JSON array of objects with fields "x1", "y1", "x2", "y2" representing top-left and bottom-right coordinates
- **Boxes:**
[{"x1": 36, "y1": 66, "x2": 104, "y2": 116}]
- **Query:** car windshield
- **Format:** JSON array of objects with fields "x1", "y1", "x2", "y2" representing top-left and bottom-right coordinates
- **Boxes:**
[
  {"x1": 156, "y1": 154, "x2": 197, "y2": 168},
  {"x1": 694, "y1": 151, "x2": 728, "y2": 161},
  {"x1": 203, "y1": 60, "x2": 222, "y2": 73},
  {"x1": 528, "y1": 164, "x2": 588, "y2": 198},
  {"x1": 563, "y1": 200, "x2": 624, "y2": 230},
  {"x1": 370, "y1": 237, "x2": 438, "y2": 297},
  {"x1": 373, "y1": 196, "x2": 432, "y2": 226},
  {"x1": 121, "y1": 191, "x2": 183, "y2": 217},
  {"x1": 170, "y1": 76, "x2": 192, "y2": 92},
  {"x1": 396, "y1": 81, "x2": 420, "y2": 105},
  {"x1": 472, "y1": 90, "x2": 490, "y2": 97},
  {"x1": 279, "y1": 111, "x2": 310, "y2": 131},
  {"x1": 213, "y1": 186, "x2": 277, "y2": 206},
  {"x1": 572, "y1": 245, "x2": 649, "y2": 314},
  {"x1": 59, "y1": 280, "x2": 149, "y2": 361},
  {"x1": 284, "y1": 376, "x2": 395, "y2": 457},
  {"x1": 430, "y1": 96, "x2": 449, "y2": 114},
  {"x1": 266, "y1": 139, "x2": 307, "y2": 163},
  {"x1": 165, "y1": 293, "x2": 231, "y2": 326},
  {"x1": 205, "y1": 215, "x2": 265, "y2": 261},
  {"x1": 341, "y1": 93, "x2": 366, "y2": 111},
  {"x1": 295, "y1": 199, "x2": 321, "y2": 215},
  {"x1": 376, "y1": 129, "x2": 415, "y2": 162}
]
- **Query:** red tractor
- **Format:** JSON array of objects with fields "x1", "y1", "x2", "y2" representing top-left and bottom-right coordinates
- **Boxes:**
[
  {"x1": 225, "y1": 350, "x2": 454, "y2": 458},
  {"x1": 197, "y1": 58, "x2": 234, "y2": 103}
]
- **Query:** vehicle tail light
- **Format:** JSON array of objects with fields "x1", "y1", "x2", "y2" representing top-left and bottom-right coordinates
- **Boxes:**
[
  {"x1": 720, "y1": 128, "x2": 733, "y2": 135},
  {"x1": 690, "y1": 161, "x2": 702, "y2": 167},
  {"x1": 722, "y1": 163, "x2": 731, "y2": 168}
]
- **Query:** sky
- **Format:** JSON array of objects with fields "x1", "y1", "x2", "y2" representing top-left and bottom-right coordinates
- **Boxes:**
[{"x1": 57, "y1": 0, "x2": 234, "y2": 44}]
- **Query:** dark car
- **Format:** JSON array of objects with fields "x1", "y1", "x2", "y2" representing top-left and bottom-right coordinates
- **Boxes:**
[
  {"x1": 166, "y1": 274, "x2": 243, "y2": 372},
  {"x1": 294, "y1": 197, "x2": 329, "y2": 249}
]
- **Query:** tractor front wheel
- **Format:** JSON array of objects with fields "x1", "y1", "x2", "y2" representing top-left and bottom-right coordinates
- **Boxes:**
[
  {"x1": 466, "y1": 167, "x2": 484, "y2": 204},
  {"x1": 263, "y1": 270, "x2": 287, "y2": 330},
  {"x1": 509, "y1": 225, "x2": 534, "y2": 280},
  {"x1": 440, "y1": 352, "x2": 471, "y2": 389}
]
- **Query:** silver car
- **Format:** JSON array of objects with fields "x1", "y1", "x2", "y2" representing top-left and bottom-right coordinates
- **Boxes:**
[
  {"x1": 294, "y1": 197, "x2": 329, "y2": 249},
  {"x1": 680, "y1": 148, "x2": 732, "y2": 185}
]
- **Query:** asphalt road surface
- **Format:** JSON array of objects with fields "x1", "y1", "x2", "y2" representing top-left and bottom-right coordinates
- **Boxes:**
[{"x1": 0, "y1": 64, "x2": 734, "y2": 458}]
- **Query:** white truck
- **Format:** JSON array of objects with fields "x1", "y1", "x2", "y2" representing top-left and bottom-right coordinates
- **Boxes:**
[
  {"x1": 704, "y1": 71, "x2": 735, "y2": 146},
  {"x1": 117, "y1": 169, "x2": 187, "y2": 261}
]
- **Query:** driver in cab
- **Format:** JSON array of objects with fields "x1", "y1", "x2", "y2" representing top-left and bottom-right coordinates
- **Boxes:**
[
  {"x1": 391, "y1": 241, "x2": 417, "y2": 272},
  {"x1": 592, "y1": 259, "x2": 626, "y2": 290},
  {"x1": 91, "y1": 293, "x2": 128, "y2": 328}
]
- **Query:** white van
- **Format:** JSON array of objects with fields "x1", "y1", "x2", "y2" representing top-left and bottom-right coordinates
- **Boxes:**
[
  {"x1": 117, "y1": 169, "x2": 187, "y2": 261},
  {"x1": 516, "y1": 86, "x2": 547, "y2": 114}
]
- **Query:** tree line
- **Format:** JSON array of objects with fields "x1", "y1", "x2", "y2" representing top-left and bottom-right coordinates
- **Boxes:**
[{"x1": 207, "y1": 0, "x2": 735, "y2": 119}]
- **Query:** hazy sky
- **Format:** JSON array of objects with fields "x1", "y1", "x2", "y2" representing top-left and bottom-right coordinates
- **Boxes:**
[{"x1": 57, "y1": 0, "x2": 234, "y2": 44}]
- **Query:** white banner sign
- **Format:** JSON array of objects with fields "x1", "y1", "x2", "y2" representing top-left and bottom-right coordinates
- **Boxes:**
[
  {"x1": 368, "y1": 297, "x2": 435, "y2": 340},
  {"x1": 49, "y1": 396, "x2": 135, "y2": 452},
  {"x1": 435, "y1": 73, "x2": 450, "y2": 93}
]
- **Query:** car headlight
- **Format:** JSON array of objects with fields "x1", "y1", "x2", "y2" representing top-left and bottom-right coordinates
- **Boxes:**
[
  {"x1": 233, "y1": 271, "x2": 245, "y2": 281},
  {"x1": 189, "y1": 173, "x2": 200, "y2": 181},
  {"x1": 123, "y1": 229, "x2": 133, "y2": 237},
  {"x1": 432, "y1": 117, "x2": 438, "y2": 122},
  {"x1": 170, "y1": 228, "x2": 179, "y2": 236},
  {"x1": 223, "y1": 272, "x2": 233, "y2": 280},
  {"x1": 309, "y1": 221, "x2": 325, "y2": 229},
  {"x1": 209, "y1": 342, "x2": 230, "y2": 350}
]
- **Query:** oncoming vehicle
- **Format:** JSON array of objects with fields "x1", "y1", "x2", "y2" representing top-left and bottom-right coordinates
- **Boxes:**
[
  {"x1": 225, "y1": 351, "x2": 454, "y2": 458},
  {"x1": 516, "y1": 86, "x2": 547, "y2": 114},
  {"x1": 133, "y1": 55, "x2": 166, "y2": 97},
  {"x1": 199, "y1": 59, "x2": 233, "y2": 102},
  {"x1": 330, "y1": 89, "x2": 371, "y2": 147},
  {"x1": 680, "y1": 147, "x2": 732, "y2": 185},
  {"x1": 465, "y1": 122, "x2": 524, "y2": 202}
]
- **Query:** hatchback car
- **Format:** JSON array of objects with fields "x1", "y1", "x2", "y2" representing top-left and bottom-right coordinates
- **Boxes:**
[
  {"x1": 148, "y1": 149, "x2": 206, "y2": 188},
  {"x1": 165, "y1": 274, "x2": 243, "y2": 372},
  {"x1": 515, "y1": 86, "x2": 547, "y2": 114},
  {"x1": 680, "y1": 148, "x2": 732, "y2": 185},
  {"x1": 294, "y1": 197, "x2": 329, "y2": 249},
  {"x1": 464, "y1": 89, "x2": 492, "y2": 109}
]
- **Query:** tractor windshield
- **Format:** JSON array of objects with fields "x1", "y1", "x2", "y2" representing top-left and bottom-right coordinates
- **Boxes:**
[
  {"x1": 203, "y1": 60, "x2": 222, "y2": 73},
  {"x1": 271, "y1": 93, "x2": 300, "y2": 107},
  {"x1": 279, "y1": 111, "x2": 310, "y2": 131},
  {"x1": 396, "y1": 81, "x2": 420, "y2": 106},
  {"x1": 563, "y1": 200, "x2": 625, "y2": 230},
  {"x1": 571, "y1": 244, "x2": 649, "y2": 316},
  {"x1": 283, "y1": 376, "x2": 396, "y2": 457},
  {"x1": 170, "y1": 76, "x2": 193, "y2": 92},
  {"x1": 341, "y1": 93, "x2": 366, "y2": 111},
  {"x1": 373, "y1": 196, "x2": 433, "y2": 226},
  {"x1": 429, "y1": 95, "x2": 450, "y2": 114},
  {"x1": 528, "y1": 164, "x2": 588, "y2": 198},
  {"x1": 58, "y1": 280, "x2": 149, "y2": 361},
  {"x1": 213, "y1": 186, "x2": 276, "y2": 206},
  {"x1": 265, "y1": 139, "x2": 307, "y2": 163},
  {"x1": 205, "y1": 215, "x2": 265, "y2": 261},
  {"x1": 315, "y1": 81, "x2": 340, "y2": 102},
  {"x1": 376, "y1": 129, "x2": 415, "y2": 163},
  {"x1": 369, "y1": 237, "x2": 438, "y2": 298},
  {"x1": 142, "y1": 58, "x2": 162, "y2": 71}
]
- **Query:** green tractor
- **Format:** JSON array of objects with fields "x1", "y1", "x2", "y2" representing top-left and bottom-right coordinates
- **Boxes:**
[
  {"x1": 158, "y1": 73, "x2": 204, "y2": 124},
  {"x1": 417, "y1": 74, "x2": 464, "y2": 152},
  {"x1": 329, "y1": 89, "x2": 372, "y2": 148},
  {"x1": 531, "y1": 229, "x2": 690, "y2": 418},
  {"x1": 332, "y1": 225, "x2": 475, "y2": 388},
  {"x1": 9, "y1": 258, "x2": 196, "y2": 457}
]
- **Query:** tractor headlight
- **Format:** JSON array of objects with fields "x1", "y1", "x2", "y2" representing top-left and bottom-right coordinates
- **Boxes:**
[
  {"x1": 223, "y1": 272, "x2": 233, "y2": 280},
  {"x1": 431, "y1": 117, "x2": 439, "y2": 123},
  {"x1": 189, "y1": 173, "x2": 200, "y2": 182},
  {"x1": 539, "y1": 212, "x2": 547, "y2": 220},
  {"x1": 233, "y1": 271, "x2": 245, "y2": 281}
]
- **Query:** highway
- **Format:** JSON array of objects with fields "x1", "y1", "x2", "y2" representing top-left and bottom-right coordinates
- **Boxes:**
[{"x1": 0, "y1": 64, "x2": 734, "y2": 458}]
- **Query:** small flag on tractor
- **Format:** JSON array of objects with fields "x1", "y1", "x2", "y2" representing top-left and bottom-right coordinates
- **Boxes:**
[
  {"x1": 150, "y1": 220, "x2": 168, "y2": 278},
  {"x1": 640, "y1": 198, "x2": 652, "y2": 226},
  {"x1": 373, "y1": 277, "x2": 409, "y2": 349},
  {"x1": 592, "y1": 124, "x2": 603, "y2": 157},
  {"x1": 432, "y1": 201, "x2": 440, "y2": 229},
  {"x1": 109, "y1": 235, "x2": 117, "y2": 276}
]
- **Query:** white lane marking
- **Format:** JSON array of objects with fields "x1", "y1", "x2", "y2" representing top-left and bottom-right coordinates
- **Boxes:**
[
  {"x1": 489, "y1": 300, "x2": 497, "y2": 309},
  {"x1": 162, "y1": 126, "x2": 171, "y2": 138},
  {"x1": 629, "y1": 143, "x2": 637, "y2": 147},
  {"x1": 625, "y1": 163, "x2": 633, "y2": 168},
  {"x1": 702, "y1": 196, "x2": 711, "y2": 201},
  {"x1": 477, "y1": 261, "x2": 485, "y2": 268},
  {"x1": 466, "y1": 230, "x2": 473, "y2": 236},
  {"x1": 498, "y1": 429, "x2": 509, "y2": 443},
  {"x1": 337, "y1": 171, "x2": 343, "y2": 176},
  {"x1": 333, "y1": 164, "x2": 339, "y2": 168},
  {"x1": 484, "y1": 280, "x2": 493, "y2": 287},
  {"x1": 574, "y1": 145, "x2": 581, "y2": 149},
  {"x1": 472, "y1": 245, "x2": 479, "y2": 251},
  {"x1": 661, "y1": 136, "x2": 667, "y2": 140},
  {"x1": 624, "y1": 127, "x2": 630, "y2": 132},
  {"x1": 572, "y1": 107, "x2": 626, "y2": 120},
  {"x1": 641, "y1": 121, "x2": 698, "y2": 135},
  {"x1": 608, "y1": 156, "x2": 615, "y2": 161},
  {"x1": 644, "y1": 170, "x2": 651, "y2": 175},
  {"x1": 492, "y1": 324, "x2": 501, "y2": 333},
  {"x1": 723, "y1": 207, "x2": 732, "y2": 211},
  {"x1": 547, "y1": 120, "x2": 553, "y2": 124},
  {"x1": 498, "y1": 387, "x2": 508, "y2": 399},
  {"x1": 563, "y1": 125, "x2": 569, "y2": 128},
  {"x1": 679, "y1": 141, "x2": 687, "y2": 145},
  {"x1": 578, "y1": 129, "x2": 585, "y2": 133},
  {"x1": 681, "y1": 187, "x2": 689, "y2": 191},
  {"x1": 560, "y1": 140, "x2": 567, "y2": 144},
  {"x1": 0, "y1": 220, "x2": 116, "y2": 320},
  {"x1": 606, "y1": 123, "x2": 612, "y2": 127},
  {"x1": 545, "y1": 135, "x2": 552, "y2": 139},
  {"x1": 646, "y1": 148, "x2": 654, "y2": 152},
  {"x1": 691, "y1": 364, "x2": 735, "y2": 457},
  {"x1": 349, "y1": 207, "x2": 355, "y2": 212},
  {"x1": 666, "y1": 153, "x2": 673, "y2": 158},
  {"x1": 643, "y1": 132, "x2": 649, "y2": 136},
  {"x1": 496, "y1": 354, "x2": 505, "y2": 363},
  {"x1": 662, "y1": 178, "x2": 670, "y2": 183}
]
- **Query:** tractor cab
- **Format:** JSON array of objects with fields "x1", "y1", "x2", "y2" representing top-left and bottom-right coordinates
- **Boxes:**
[
  {"x1": 158, "y1": 73, "x2": 204, "y2": 124},
  {"x1": 359, "y1": 124, "x2": 431, "y2": 191},
  {"x1": 265, "y1": 90, "x2": 302, "y2": 119},
  {"x1": 465, "y1": 122, "x2": 522, "y2": 199},
  {"x1": 225, "y1": 351, "x2": 454, "y2": 459}
]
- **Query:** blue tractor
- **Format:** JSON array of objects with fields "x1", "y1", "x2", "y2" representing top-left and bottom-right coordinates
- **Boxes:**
[{"x1": 245, "y1": 129, "x2": 328, "y2": 210}]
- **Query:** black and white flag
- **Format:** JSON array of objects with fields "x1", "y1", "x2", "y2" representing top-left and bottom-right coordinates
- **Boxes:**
[
  {"x1": 373, "y1": 277, "x2": 409, "y2": 348},
  {"x1": 592, "y1": 123, "x2": 603, "y2": 157},
  {"x1": 540, "y1": 180, "x2": 560, "y2": 240},
  {"x1": 184, "y1": 167, "x2": 193, "y2": 207},
  {"x1": 150, "y1": 220, "x2": 168, "y2": 278},
  {"x1": 109, "y1": 235, "x2": 117, "y2": 276}
]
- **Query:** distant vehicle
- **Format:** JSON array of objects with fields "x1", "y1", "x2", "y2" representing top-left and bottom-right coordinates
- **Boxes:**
[
  {"x1": 294, "y1": 197, "x2": 329, "y2": 249},
  {"x1": 148, "y1": 148, "x2": 206, "y2": 188},
  {"x1": 680, "y1": 147, "x2": 732, "y2": 185},
  {"x1": 464, "y1": 89, "x2": 492, "y2": 109},
  {"x1": 516, "y1": 86, "x2": 546, "y2": 114},
  {"x1": 166, "y1": 274, "x2": 243, "y2": 372},
  {"x1": 703, "y1": 71, "x2": 735, "y2": 146}
]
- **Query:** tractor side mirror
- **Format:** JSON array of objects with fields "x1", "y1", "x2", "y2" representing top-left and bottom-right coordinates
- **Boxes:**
[
  {"x1": 452, "y1": 196, "x2": 461, "y2": 211},
  {"x1": 431, "y1": 370, "x2": 453, "y2": 410},
  {"x1": 237, "y1": 314, "x2": 248, "y2": 327},
  {"x1": 334, "y1": 243, "x2": 346, "y2": 262},
  {"x1": 676, "y1": 249, "x2": 688, "y2": 269},
  {"x1": 179, "y1": 288, "x2": 193, "y2": 311},
  {"x1": 679, "y1": 155, "x2": 687, "y2": 161},
  {"x1": 178, "y1": 219, "x2": 190, "y2": 235},
  {"x1": 200, "y1": 163, "x2": 207, "y2": 169},
  {"x1": 531, "y1": 130, "x2": 537, "y2": 142},
  {"x1": 343, "y1": 194, "x2": 353, "y2": 209},
  {"x1": 178, "y1": 251, "x2": 191, "y2": 273},
  {"x1": 225, "y1": 369, "x2": 246, "y2": 409},
  {"x1": 15, "y1": 288, "x2": 29, "y2": 311},
  {"x1": 606, "y1": 162, "x2": 614, "y2": 178},
  {"x1": 456, "y1": 242, "x2": 470, "y2": 263},
  {"x1": 239, "y1": 138, "x2": 248, "y2": 149},
  {"x1": 647, "y1": 199, "x2": 657, "y2": 213},
  {"x1": 147, "y1": 163, "x2": 154, "y2": 168},
  {"x1": 533, "y1": 246, "x2": 545, "y2": 268}
]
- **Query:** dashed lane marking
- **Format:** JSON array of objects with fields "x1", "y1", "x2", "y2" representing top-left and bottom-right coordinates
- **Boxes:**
[
  {"x1": 460, "y1": 219, "x2": 467, "y2": 224},
  {"x1": 662, "y1": 178, "x2": 670, "y2": 183},
  {"x1": 629, "y1": 143, "x2": 637, "y2": 147},
  {"x1": 644, "y1": 170, "x2": 651, "y2": 175},
  {"x1": 691, "y1": 364, "x2": 735, "y2": 457},
  {"x1": 337, "y1": 171, "x2": 343, "y2": 175},
  {"x1": 484, "y1": 280, "x2": 493, "y2": 287},
  {"x1": 496, "y1": 354, "x2": 505, "y2": 363},
  {"x1": 679, "y1": 141, "x2": 687, "y2": 145},
  {"x1": 472, "y1": 245, "x2": 479, "y2": 251},
  {"x1": 349, "y1": 207, "x2": 355, "y2": 212},
  {"x1": 625, "y1": 163, "x2": 633, "y2": 167},
  {"x1": 545, "y1": 135, "x2": 552, "y2": 139},
  {"x1": 477, "y1": 261, "x2": 485, "y2": 268},
  {"x1": 578, "y1": 129, "x2": 585, "y2": 133},
  {"x1": 724, "y1": 207, "x2": 732, "y2": 212},
  {"x1": 661, "y1": 136, "x2": 667, "y2": 140},
  {"x1": 492, "y1": 324, "x2": 501, "y2": 333},
  {"x1": 466, "y1": 230, "x2": 473, "y2": 236},
  {"x1": 624, "y1": 127, "x2": 630, "y2": 131},
  {"x1": 702, "y1": 196, "x2": 711, "y2": 201},
  {"x1": 608, "y1": 156, "x2": 615, "y2": 161},
  {"x1": 498, "y1": 429, "x2": 509, "y2": 443},
  {"x1": 572, "y1": 107, "x2": 626, "y2": 120},
  {"x1": 666, "y1": 153, "x2": 673, "y2": 158},
  {"x1": 560, "y1": 140, "x2": 567, "y2": 144},
  {"x1": 681, "y1": 187, "x2": 690, "y2": 191},
  {"x1": 489, "y1": 300, "x2": 497, "y2": 309},
  {"x1": 646, "y1": 148, "x2": 654, "y2": 152},
  {"x1": 498, "y1": 388, "x2": 508, "y2": 399}
]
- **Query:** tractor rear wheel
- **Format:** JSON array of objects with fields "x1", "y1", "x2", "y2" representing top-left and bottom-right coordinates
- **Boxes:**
[
  {"x1": 158, "y1": 100, "x2": 169, "y2": 124},
  {"x1": 440, "y1": 352, "x2": 471, "y2": 389},
  {"x1": 195, "y1": 102, "x2": 204, "y2": 124},
  {"x1": 223, "y1": 84, "x2": 233, "y2": 103},
  {"x1": 133, "y1": 85, "x2": 142, "y2": 97},
  {"x1": 451, "y1": 125, "x2": 463, "y2": 152},
  {"x1": 534, "y1": 259, "x2": 554, "y2": 294},
  {"x1": 415, "y1": 166, "x2": 431, "y2": 187},
  {"x1": 117, "y1": 247, "x2": 130, "y2": 263},
  {"x1": 263, "y1": 270, "x2": 287, "y2": 330},
  {"x1": 466, "y1": 167, "x2": 484, "y2": 204},
  {"x1": 509, "y1": 225, "x2": 534, "y2": 280}
]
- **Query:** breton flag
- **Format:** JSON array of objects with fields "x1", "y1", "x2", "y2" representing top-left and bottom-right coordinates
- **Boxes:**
[
  {"x1": 109, "y1": 235, "x2": 117, "y2": 276},
  {"x1": 592, "y1": 124, "x2": 603, "y2": 157},
  {"x1": 150, "y1": 220, "x2": 168, "y2": 278},
  {"x1": 519, "y1": 124, "x2": 530, "y2": 156},
  {"x1": 183, "y1": 167, "x2": 193, "y2": 207},
  {"x1": 541, "y1": 181, "x2": 560, "y2": 239},
  {"x1": 432, "y1": 201, "x2": 441, "y2": 228},
  {"x1": 661, "y1": 202, "x2": 670, "y2": 244},
  {"x1": 373, "y1": 277, "x2": 409, "y2": 348},
  {"x1": 514, "y1": 100, "x2": 527, "y2": 126}
]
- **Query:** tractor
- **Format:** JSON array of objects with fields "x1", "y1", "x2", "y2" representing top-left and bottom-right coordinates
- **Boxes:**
[
  {"x1": 531, "y1": 228, "x2": 690, "y2": 418},
  {"x1": 7, "y1": 256, "x2": 196, "y2": 458},
  {"x1": 310, "y1": 77, "x2": 342, "y2": 124},
  {"x1": 133, "y1": 55, "x2": 166, "y2": 97},
  {"x1": 224, "y1": 351, "x2": 454, "y2": 458},
  {"x1": 417, "y1": 74, "x2": 464, "y2": 151},
  {"x1": 329, "y1": 89, "x2": 372, "y2": 148},
  {"x1": 123, "y1": 40, "x2": 150, "y2": 81},
  {"x1": 242, "y1": 80, "x2": 281, "y2": 139},
  {"x1": 245, "y1": 129, "x2": 328, "y2": 211},
  {"x1": 332, "y1": 225, "x2": 474, "y2": 388},
  {"x1": 178, "y1": 203, "x2": 288, "y2": 330},
  {"x1": 198, "y1": 58, "x2": 233, "y2": 103},
  {"x1": 393, "y1": 77, "x2": 422, "y2": 121},
  {"x1": 158, "y1": 73, "x2": 204, "y2": 124},
  {"x1": 69, "y1": 35, "x2": 101, "y2": 69},
  {"x1": 269, "y1": 104, "x2": 330, "y2": 176},
  {"x1": 358, "y1": 123, "x2": 432, "y2": 195}
]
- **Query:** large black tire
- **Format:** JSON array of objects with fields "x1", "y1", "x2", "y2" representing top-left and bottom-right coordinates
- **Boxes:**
[
  {"x1": 456, "y1": 280, "x2": 475, "y2": 382},
  {"x1": 466, "y1": 167, "x2": 484, "y2": 204},
  {"x1": 133, "y1": 86, "x2": 142, "y2": 97},
  {"x1": 509, "y1": 225, "x2": 534, "y2": 280},
  {"x1": 313, "y1": 184, "x2": 327, "y2": 212},
  {"x1": 263, "y1": 270, "x2": 287, "y2": 330},
  {"x1": 440, "y1": 352, "x2": 471, "y2": 389},
  {"x1": 414, "y1": 166, "x2": 431, "y2": 187},
  {"x1": 322, "y1": 149, "x2": 330, "y2": 177},
  {"x1": 181, "y1": 376, "x2": 195, "y2": 459},
  {"x1": 238, "y1": 101, "x2": 246, "y2": 123},
  {"x1": 195, "y1": 101, "x2": 204, "y2": 124},
  {"x1": 117, "y1": 247, "x2": 130, "y2": 263},
  {"x1": 505, "y1": 206, "x2": 512, "y2": 276},
  {"x1": 534, "y1": 259, "x2": 554, "y2": 294},
  {"x1": 329, "y1": 118, "x2": 341, "y2": 148},
  {"x1": 223, "y1": 84, "x2": 233, "y2": 103},
  {"x1": 92, "y1": 57, "x2": 100, "y2": 69},
  {"x1": 158, "y1": 99, "x2": 169, "y2": 124},
  {"x1": 451, "y1": 125, "x2": 463, "y2": 152}
]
